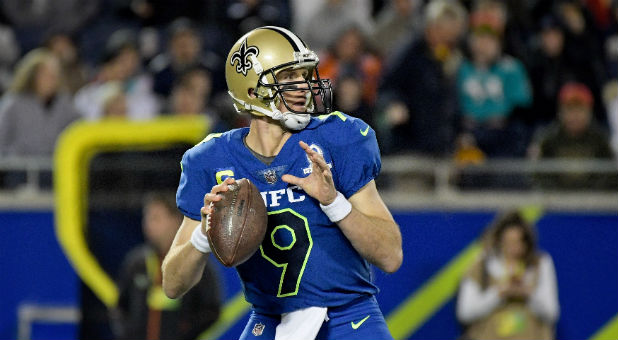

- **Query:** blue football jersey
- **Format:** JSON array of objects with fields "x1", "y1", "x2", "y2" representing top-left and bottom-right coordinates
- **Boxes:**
[{"x1": 176, "y1": 112, "x2": 381, "y2": 314}]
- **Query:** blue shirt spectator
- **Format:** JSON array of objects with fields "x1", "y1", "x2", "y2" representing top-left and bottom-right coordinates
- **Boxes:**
[
  {"x1": 455, "y1": 8, "x2": 532, "y2": 158},
  {"x1": 457, "y1": 56, "x2": 531, "y2": 123}
]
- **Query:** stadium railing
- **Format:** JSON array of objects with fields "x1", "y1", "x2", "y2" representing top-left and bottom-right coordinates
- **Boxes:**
[{"x1": 0, "y1": 155, "x2": 617, "y2": 211}]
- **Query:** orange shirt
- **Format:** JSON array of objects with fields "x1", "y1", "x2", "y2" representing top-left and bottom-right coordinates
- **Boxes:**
[{"x1": 319, "y1": 52, "x2": 382, "y2": 105}]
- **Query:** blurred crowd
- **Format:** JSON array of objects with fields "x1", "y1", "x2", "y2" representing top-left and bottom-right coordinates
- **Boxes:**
[{"x1": 0, "y1": 0, "x2": 616, "y2": 188}]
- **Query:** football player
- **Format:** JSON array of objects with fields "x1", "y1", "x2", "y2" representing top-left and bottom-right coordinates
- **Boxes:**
[{"x1": 162, "y1": 26, "x2": 403, "y2": 340}]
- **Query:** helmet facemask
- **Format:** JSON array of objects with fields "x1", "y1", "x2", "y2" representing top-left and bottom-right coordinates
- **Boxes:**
[{"x1": 256, "y1": 64, "x2": 333, "y2": 117}]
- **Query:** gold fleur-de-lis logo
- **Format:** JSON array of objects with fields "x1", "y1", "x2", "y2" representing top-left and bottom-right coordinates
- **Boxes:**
[{"x1": 230, "y1": 38, "x2": 259, "y2": 76}]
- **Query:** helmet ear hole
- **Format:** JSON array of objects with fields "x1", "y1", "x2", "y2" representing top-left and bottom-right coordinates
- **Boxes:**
[{"x1": 248, "y1": 88, "x2": 256, "y2": 98}]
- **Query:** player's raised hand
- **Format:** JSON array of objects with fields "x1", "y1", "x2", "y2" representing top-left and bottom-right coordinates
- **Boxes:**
[{"x1": 282, "y1": 141, "x2": 337, "y2": 205}]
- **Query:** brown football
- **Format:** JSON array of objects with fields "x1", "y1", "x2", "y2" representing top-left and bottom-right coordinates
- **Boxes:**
[{"x1": 206, "y1": 178, "x2": 267, "y2": 267}]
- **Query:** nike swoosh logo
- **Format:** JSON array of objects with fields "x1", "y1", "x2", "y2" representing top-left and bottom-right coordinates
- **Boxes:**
[
  {"x1": 351, "y1": 315, "x2": 370, "y2": 330},
  {"x1": 360, "y1": 126, "x2": 370, "y2": 136}
]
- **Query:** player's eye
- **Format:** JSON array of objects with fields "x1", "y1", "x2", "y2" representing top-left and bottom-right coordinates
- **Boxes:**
[
  {"x1": 278, "y1": 72, "x2": 292, "y2": 81},
  {"x1": 280, "y1": 84, "x2": 298, "y2": 91},
  {"x1": 279, "y1": 70, "x2": 307, "y2": 81}
]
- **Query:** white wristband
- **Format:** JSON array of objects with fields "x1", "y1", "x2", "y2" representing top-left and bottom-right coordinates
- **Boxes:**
[
  {"x1": 319, "y1": 191, "x2": 352, "y2": 223},
  {"x1": 190, "y1": 224, "x2": 211, "y2": 253}
]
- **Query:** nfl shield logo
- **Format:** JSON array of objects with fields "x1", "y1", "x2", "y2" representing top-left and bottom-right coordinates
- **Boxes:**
[
  {"x1": 252, "y1": 322, "x2": 265, "y2": 336},
  {"x1": 264, "y1": 169, "x2": 277, "y2": 184}
]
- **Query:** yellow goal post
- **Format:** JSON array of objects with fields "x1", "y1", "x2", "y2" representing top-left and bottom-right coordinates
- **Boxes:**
[{"x1": 54, "y1": 116, "x2": 209, "y2": 307}]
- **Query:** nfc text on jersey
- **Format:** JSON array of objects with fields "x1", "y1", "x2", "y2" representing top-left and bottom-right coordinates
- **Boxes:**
[{"x1": 261, "y1": 186, "x2": 306, "y2": 208}]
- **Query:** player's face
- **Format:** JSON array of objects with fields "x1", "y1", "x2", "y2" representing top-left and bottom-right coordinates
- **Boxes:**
[{"x1": 276, "y1": 68, "x2": 310, "y2": 113}]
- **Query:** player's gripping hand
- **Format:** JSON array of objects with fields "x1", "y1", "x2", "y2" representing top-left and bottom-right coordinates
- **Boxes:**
[
  {"x1": 282, "y1": 141, "x2": 337, "y2": 205},
  {"x1": 200, "y1": 177, "x2": 236, "y2": 233}
]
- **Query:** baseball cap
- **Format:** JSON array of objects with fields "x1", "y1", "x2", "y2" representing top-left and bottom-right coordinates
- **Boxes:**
[{"x1": 559, "y1": 82, "x2": 593, "y2": 106}]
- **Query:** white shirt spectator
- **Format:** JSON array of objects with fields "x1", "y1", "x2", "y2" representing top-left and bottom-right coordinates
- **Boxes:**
[
  {"x1": 75, "y1": 75, "x2": 159, "y2": 121},
  {"x1": 457, "y1": 253, "x2": 560, "y2": 324}
]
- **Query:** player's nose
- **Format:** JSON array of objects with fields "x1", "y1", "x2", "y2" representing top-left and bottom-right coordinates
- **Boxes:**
[{"x1": 293, "y1": 75, "x2": 309, "y2": 87}]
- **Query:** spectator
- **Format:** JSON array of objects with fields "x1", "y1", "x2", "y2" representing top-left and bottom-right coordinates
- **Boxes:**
[
  {"x1": 296, "y1": 0, "x2": 374, "y2": 54},
  {"x1": 471, "y1": 0, "x2": 536, "y2": 66},
  {"x1": 0, "y1": 48, "x2": 80, "y2": 156},
  {"x1": 319, "y1": 25, "x2": 382, "y2": 106},
  {"x1": 169, "y1": 67, "x2": 229, "y2": 133},
  {"x1": 371, "y1": 0, "x2": 422, "y2": 57},
  {"x1": 531, "y1": 82, "x2": 615, "y2": 190},
  {"x1": 149, "y1": 18, "x2": 221, "y2": 99},
  {"x1": 75, "y1": 29, "x2": 159, "y2": 121},
  {"x1": 44, "y1": 32, "x2": 90, "y2": 94},
  {"x1": 223, "y1": 0, "x2": 291, "y2": 42},
  {"x1": 0, "y1": 0, "x2": 98, "y2": 52},
  {"x1": 332, "y1": 73, "x2": 373, "y2": 126},
  {"x1": 377, "y1": 0, "x2": 467, "y2": 156},
  {"x1": 170, "y1": 79, "x2": 202, "y2": 117},
  {"x1": 603, "y1": 80, "x2": 618, "y2": 158},
  {"x1": 0, "y1": 24, "x2": 20, "y2": 95},
  {"x1": 100, "y1": 82, "x2": 128, "y2": 119},
  {"x1": 557, "y1": 0, "x2": 608, "y2": 123},
  {"x1": 467, "y1": 1, "x2": 508, "y2": 52},
  {"x1": 456, "y1": 6, "x2": 532, "y2": 158},
  {"x1": 454, "y1": 133, "x2": 486, "y2": 166},
  {"x1": 584, "y1": 0, "x2": 615, "y2": 31},
  {"x1": 168, "y1": 68, "x2": 210, "y2": 114},
  {"x1": 291, "y1": 0, "x2": 370, "y2": 41},
  {"x1": 526, "y1": 15, "x2": 575, "y2": 128},
  {"x1": 114, "y1": 0, "x2": 210, "y2": 28},
  {"x1": 111, "y1": 192, "x2": 222, "y2": 340},
  {"x1": 526, "y1": 5, "x2": 609, "y2": 130},
  {"x1": 457, "y1": 210, "x2": 559, "y2": 340},
  {"x1": 604, "y1": 1, "x2": 618, "y2": 79},
  {"x1": 601, "y1": 0, "x2": 618, "y2": 149}
]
